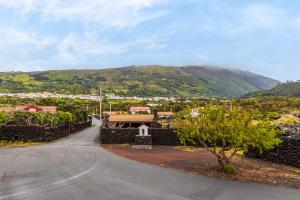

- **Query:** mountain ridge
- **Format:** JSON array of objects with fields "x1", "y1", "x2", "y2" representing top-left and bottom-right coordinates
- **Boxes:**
[
  {"x1": 246, "y1": 81, "x2": 300, "y2": 97},
  {"x1": 0, "y1": 65, "x2": 280, "y2": 97}
]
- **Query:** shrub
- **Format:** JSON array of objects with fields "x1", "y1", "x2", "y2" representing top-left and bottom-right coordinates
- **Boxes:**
[
  {"x1": 223, "y1": 164, "x2": 237, "y2": 174},
  {"x1": 6, "y1": 111, "x2": 40, "y2": 125},
  {"x1": 276, "y1": 115, "x2": 300, "y2": 125},
  {"x1": 0, "y1": 111, "x2": 6, "y2": 127},
  {"x1": 267, "y1": 112, "x2": 280, "y2": 120},
  {"x1": 5, "y1": 111, "x2": 75, "y2": 127},
  {"x1": 291, "y1": 110, "x2": 300, "y2": 118}
]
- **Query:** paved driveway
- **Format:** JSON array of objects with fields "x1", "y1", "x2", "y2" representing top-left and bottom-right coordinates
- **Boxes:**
[{"x1": 0, "y1": 119, "x2": 299, "y2": 200}]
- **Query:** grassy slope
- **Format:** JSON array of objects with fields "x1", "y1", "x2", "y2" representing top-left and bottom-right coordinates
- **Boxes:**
[
  {"x1": 0, "y1": 65, "x2": 279, "y2": 97},
  {"x1": 248, "y1": 82, "x2": 300, "y2": 97}
]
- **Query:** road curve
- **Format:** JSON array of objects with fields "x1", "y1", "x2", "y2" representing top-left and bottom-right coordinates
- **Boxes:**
[{"x1": 0, "y1": 119, "x2": 299, "y2": 200}]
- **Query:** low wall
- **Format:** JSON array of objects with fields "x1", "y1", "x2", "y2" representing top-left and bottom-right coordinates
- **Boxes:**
[
  {"x1": 100, "y1": 128, "x2": 137, "y2": 144},
  {"x1": 150, "y1": 128, "x2": 181, "y2": 146},
  {"x1": 100, "y1": 128, "x2": 180, "y2": 145},
  {"x1": 246, "y1": 124, "x2": 300, "y2": 168},
  {"x1": 0, "y1": 121, "x2": 92, "y2": 142}
]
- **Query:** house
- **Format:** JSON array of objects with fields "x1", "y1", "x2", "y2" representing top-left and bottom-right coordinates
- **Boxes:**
[
  {"x1": 157, "y1": 112, "x2": 173, "y2": 119},
  {"x1": 103, "y1": 111, "x2": 127, "y2": 118},
  {"x1": 129, "y1": 106, "x2": 151, "y2": 114},
  {"x1": 107, "y1": 114, "x2": 161, "y2": 128},
  {"x1": 15, "y1": 106, "x2": 57, "y2": 113}
]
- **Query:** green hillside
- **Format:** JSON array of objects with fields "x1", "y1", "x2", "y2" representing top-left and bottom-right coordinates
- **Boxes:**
[
  {"x1": 0, "y1": 66, "x2": 279, "y2": 97},
  {"x1": 247, "y1": 82, "x2": 300, "y2": 97}
]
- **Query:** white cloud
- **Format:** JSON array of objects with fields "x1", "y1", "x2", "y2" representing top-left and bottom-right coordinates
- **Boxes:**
[
  {"x1": 136, "y1": 23, "x2": 177, "y2": 49},
  {"x1": 198, "y1": 3, "x2": 300, "y2": 37},
  {"x1": 58, "y1": 32, "x2": 130, "y2": 64},
  {"x1": 229, "y1": 4, "x2": 287, "y2": 34},
  {"x1": 0, "y1": 26, "x2": 53, "y2": 48},
  {"x1": 0, "y1": 0, "x2": 169, "y2": 28}
]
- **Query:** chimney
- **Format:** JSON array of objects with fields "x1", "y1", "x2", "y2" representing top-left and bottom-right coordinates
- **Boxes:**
[{"x1": 153, "y1": 109, "x2": 158, "y2": 122}]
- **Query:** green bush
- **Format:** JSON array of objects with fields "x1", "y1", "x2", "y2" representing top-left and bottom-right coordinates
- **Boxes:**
[
  {"x1": 5, "y1": 111, "x2": 76, "y2": 127},
  {"x1": 0, "y1": 111, "x2": 6, "y2": 127},
  {"x1": 223, "y1": 164, "x2": 237, "y2": 174},
  {"x1": 267, "y1": 112, "x2": 280, "y2": 120}
]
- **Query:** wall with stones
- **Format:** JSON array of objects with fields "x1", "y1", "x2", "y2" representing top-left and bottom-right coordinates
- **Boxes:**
[
  {"x1": 246, "y1": 124, "x2": 300, "y2": 168},
  {"x1": 0, "y1": 121, "x2": 92, "y2": 142},
  {"x1": 100, "y1": 128, "x2": 181, "y2": 145},
  {"x1": 100, "y1": 128, "x2": 137, "y2": 144},
  {"x1": 150, "y1": 128, "x2": 181, "y2": 146}
]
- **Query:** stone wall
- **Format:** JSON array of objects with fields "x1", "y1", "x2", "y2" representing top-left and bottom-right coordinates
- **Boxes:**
[
  {"x1": 99, "y1": 128, "x2": 180, "y2": 145},
  {"x1": 0, "y1": 121, "x2": 92, "y2": 142},
  {"x1": 246, "y1": 124, "x2": 300, "y2": 168},
  {"x1": 150, "y1": 128, "x2": 181, "y2": 146},
  {"x1": 100, "y1": 128, "x2": 137, "y2": 144},
  {"x1": 0, "y1": 125, "x2": 45, "y2": 142}
]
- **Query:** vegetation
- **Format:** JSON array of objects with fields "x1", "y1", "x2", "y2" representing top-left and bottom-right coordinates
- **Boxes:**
[
  {"x1": 248, "y1": 81, "x2": 300, "y2": 97},
  {"x1": 0, "y1": 112, "x2": 6, "y2": 127},
  {"x1": 0, "y1": 140, "x2": 43, "y2": 148},
  {"x1": 0, "y1": 97, "x2": 91, "y2": 127},
  {"x1": 174, "y1": 104, "x2": 282, "y2": 172},
  {"x1": 4, "y1": 111, "x2": 75, "y2": 127},
  {"x1": 0, "y1": 66, "x2": 278, "y2": 97}
]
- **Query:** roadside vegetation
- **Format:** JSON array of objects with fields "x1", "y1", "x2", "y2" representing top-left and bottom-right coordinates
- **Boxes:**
[
  {"x1": 0, "y1": 140, "x2": 43, "y2": 148},
  {"x1": 0, "y1": 97, "x2": 89, "y2": 127},
  {"x1": 174, "y1": 104, "x2": 283, "y2": 173}
]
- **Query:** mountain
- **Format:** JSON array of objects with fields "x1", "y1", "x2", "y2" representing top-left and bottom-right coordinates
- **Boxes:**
[
  {"x1": 247, "y1": 81, "x2": 300, "y2": 97},
  {"x1": 0, "y1": 65, "x2": 279, "y2": 97}
]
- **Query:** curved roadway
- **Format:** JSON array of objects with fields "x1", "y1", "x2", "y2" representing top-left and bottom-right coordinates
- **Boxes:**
[{"x1": 0, "y1": 119, "x2": 299, "y2": 200}]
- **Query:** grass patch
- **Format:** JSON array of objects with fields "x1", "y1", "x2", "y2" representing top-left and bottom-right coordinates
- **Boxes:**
[{"x1": 0, "y1": 140, "x2": 44, "y2": 148}]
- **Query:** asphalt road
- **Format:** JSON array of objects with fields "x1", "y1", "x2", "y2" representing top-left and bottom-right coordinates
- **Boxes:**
[{"x1": 0, "y1": 119, "x2": 300, "y2": 200}]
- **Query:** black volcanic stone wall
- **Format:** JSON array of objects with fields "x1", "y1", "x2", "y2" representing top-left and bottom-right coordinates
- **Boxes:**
[
  {"x1": 99, "y1": 128, "x2": 181, "y2": 145},
  {"x1": 150, "y1": 128, "x2": 181, "y2": 146},
  {"x1": 246, "y1": 124, "x2": 300, "y2": 168},
  {"x1": 100, "y1": 128, "x2": 137, "y2": 144},
  {"x1": 0, "y1": 125, "x2": 45, "y2": 142},
  {"x1": 0, "y1": 121, "x2": 92, "y2": 142}
]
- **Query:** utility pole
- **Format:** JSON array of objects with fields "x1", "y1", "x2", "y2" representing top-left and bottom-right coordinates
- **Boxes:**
[
  {"x1": 109, "y1": 103, "x2": 112, "y2": 114},
  {"x1": 99, "y1": 87, "x2": 102, "y2": 122}
]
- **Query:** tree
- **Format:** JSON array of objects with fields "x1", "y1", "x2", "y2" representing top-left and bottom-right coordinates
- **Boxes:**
[{"x1": 174, "y1": 104, "x2": 282, "y2": 172}]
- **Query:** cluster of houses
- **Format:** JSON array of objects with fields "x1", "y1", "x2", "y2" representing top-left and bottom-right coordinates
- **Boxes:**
[
  {"x1": 0, "y1": 92, "x2": 176, "y2": 102},
  {"x1": 0, "y1": 105, "x2": 57, "y2": 113}
]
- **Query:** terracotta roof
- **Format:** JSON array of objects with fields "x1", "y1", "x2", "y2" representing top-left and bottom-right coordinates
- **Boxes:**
[
  {"x1": 109, "y1": 115, "x2": 154, "y2": 122},
  {"x1": 103, "y1": 111, "x2": 127, "y2": 115},
  {"x1": 15, "y1": 106, "x2": 56, "y2": 113},
  {"x1": 129, "y1": 106, "x2": 150, "y2": 111},
  {"x1": 158, "y1": 112, "x2": 173, "y2": 116}
]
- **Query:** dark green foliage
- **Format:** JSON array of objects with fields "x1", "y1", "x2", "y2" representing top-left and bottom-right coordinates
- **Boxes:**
[
  {"x1": 5, "y1": 111, "x2": 75, "y2": 127},
  {"x1": 0, "y1": 66, "x2": 279, "y2": 97},
  {"x1": 0, "y1": 112, "x2": 6, "y2": 127}
]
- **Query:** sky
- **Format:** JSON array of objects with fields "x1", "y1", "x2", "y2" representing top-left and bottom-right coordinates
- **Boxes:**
[{"x1": 0, "y1": 0, "x2": 299, "y2": 81}]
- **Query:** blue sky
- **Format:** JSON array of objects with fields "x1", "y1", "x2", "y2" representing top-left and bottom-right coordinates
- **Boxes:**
[{"x1": 0, "y1": 0, "x2": 299, "y2": 81}]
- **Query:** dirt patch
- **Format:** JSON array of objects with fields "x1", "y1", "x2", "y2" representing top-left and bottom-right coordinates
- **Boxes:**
[{"x1": 102, "y1": 144, "x2": 300, "y2": 189}]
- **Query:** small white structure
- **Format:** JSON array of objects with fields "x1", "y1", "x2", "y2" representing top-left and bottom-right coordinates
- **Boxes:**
[{"x1": 138, "y1": 124, "x2": 149, "y2": 136}]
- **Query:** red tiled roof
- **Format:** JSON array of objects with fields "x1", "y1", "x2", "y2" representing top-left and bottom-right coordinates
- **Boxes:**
[{"x1": 109, "y1": 115, "x2": 154, "y2": 122}]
